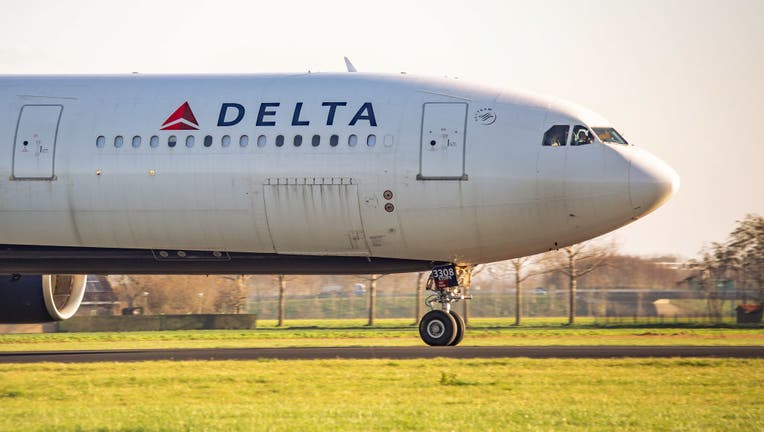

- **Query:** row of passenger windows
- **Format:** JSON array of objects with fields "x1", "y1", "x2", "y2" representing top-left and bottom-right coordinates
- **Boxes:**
[{"x1": 96, "y1": 134, "x2": 379, "y2": 149}]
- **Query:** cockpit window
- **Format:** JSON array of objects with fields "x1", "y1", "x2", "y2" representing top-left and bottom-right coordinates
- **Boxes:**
[
  {"x1": 571, "y1": 125, "x2": 593, "y2": 146},
  {"x1": 592, "y1": 127, "x2": 629, "y2": 145},
  {"x1": 542, "y1": 125, "x2": 569, "y2": 147}
]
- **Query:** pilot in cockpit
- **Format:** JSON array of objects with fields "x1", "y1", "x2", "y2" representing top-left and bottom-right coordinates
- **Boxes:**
[{"x1": 573, "y1": 128, "x2": 593, "y2": 145}]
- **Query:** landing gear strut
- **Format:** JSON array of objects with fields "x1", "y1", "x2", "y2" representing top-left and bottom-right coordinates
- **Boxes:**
[{"x1": 419, "y1": 264, "x2": 471, "y2": 346}]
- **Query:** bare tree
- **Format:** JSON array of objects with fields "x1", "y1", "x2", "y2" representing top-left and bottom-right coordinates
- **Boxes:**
[
  {"x1": 480, "y1": 256, "x2": 549, "y2": 326},
  {"x1": 510, "y1": 259, "x2": 528, "y2": 325},
  {"x1": 110, "y1": 275, "x2": 221, "y2": 315},
  {"x1": 414, "y1": 272, "x2": 426, "y2": 324},
  {"x1": 216, "y1": 275, "x2": 251, "y2": 314},
  {"x1": 548, "y1": 241, "x2": 613, "y2": 324},
  {"x1": 479, "y1": 262, "x2": 513, "y2": 321},
  {"x1": 689, "y1": 245, "x2": 730, "y2": 322},
  {"x1": 276, "y1": 275, "x2": 287, "y2": 327},
  {"x1": 108, "y1": 275, "x2": 147, "y2": 310},
  {"x1": 508, "y1": 257, "x2": 550, "y2": 325},
  {"x1": 363, "y1": 274, "x2": 388, "y2": 326}
]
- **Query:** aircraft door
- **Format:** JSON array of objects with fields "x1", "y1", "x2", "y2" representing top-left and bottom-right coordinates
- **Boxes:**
[
  {"x1": 418, "y1": 102, "x2": 468, "y2": 180},
  {"x1": 12, "y1": 105, "x2": 62, "y2": 180}
]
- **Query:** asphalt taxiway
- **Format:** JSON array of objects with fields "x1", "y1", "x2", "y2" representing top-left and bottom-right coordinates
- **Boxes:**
[{"x1": 1, "y1": 345, "x2": 762, "y2": 363}]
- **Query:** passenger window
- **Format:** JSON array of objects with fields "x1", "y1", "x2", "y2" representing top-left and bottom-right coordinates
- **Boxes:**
[
  {"x1": 168, "y1": 135, "x2": 177, "y2": 148},
  {"x1": 204, "y1": 135, "x2": 213, "y2": 147},
  {"x1": 186, "y1": 136, "x2": 195, "y2": 148},
  {"x1": 367, "y1": 134, "x2": 376, "y2": 147},
  {"x1": 240, "y1": 135, "x2": 249, "y2": 147},
  {"x1": 348, "y1": 134, "x2": 358, "y2": 147},
  {"x1": 257, "y1": 135, "x2": 267, "y2": 147},
  {"x1": 150, "y1": 136, "x2": 159, "y2": 148},
  {"x1": 132, "y1": 136, "x2": 141, "y2": 148},
  {"x1": 114, "y1": 136, "x2": 124, "y2": 148},
  {"x1": 221, "y1": 135, "x2": 231, "y2": 147},
  {"x1": 276, "y1": 135, "x2": 284, "y2": 147},
  {"x1": 571, "y1": 125, "x2": 593, "y2": 146},
  {"x1": 330, "y1": 135, "x2": 339, "y2": 147},
  {"x1": 96, "y1": 136, "x2": 105, "y2": 148},
  {"x1": 312, "y1": 135, "x2": 320, "y2": 147},
  {"x1": 294, "y1": 135, "x2": 303, "y2": 147},
  {"x1": 542, "y1": 125, "x2": 569, "y2": 147}
]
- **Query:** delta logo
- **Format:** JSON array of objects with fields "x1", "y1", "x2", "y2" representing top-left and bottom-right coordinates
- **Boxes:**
[
  {"x1": 160, "y1": 102, "x2": 199, "y2": 130},
  {"x1": 159, "y1": 100, "x2": 378, "y2": 131}
]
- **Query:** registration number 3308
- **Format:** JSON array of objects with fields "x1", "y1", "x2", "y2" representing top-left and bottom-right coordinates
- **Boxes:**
[{"x1": 432, "y1": 267, "x2": 456, "y2": 281}]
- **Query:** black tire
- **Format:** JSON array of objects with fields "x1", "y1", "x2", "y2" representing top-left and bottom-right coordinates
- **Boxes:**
[
  {"x1": 448, "y1": 311, "x2": 465, "y2": 346},
  {"x1": 419, "y1": 310, "x2": 457, "y2": 346}
]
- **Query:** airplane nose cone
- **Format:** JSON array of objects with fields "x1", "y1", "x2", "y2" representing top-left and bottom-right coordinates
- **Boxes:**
[{"x1": 629, "y1": 148, "x2": 679, "y2": 217}]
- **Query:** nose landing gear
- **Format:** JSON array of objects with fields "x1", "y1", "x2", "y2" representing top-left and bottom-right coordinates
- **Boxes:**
[{"x1": 419, "y1": 264, "x2": 471, "y2": 346}]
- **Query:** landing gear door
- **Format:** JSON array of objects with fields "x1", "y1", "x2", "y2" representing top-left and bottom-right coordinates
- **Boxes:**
[
  {"x1": 12, "y1": 105, "x2": 62, "y2": 180},
  {"x1": 418, "y1": 102, "x2": 468, "y2": 180}
]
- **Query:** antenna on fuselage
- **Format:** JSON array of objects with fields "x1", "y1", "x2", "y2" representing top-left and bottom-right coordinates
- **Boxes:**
[{"x1": 344, "y1": 57, "x2": 357, "y2": 72}]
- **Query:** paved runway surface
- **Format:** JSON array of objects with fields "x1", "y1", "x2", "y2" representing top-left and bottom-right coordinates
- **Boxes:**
[{"x1": 1, "y1": 345, "x2": 763, "y2": 363}]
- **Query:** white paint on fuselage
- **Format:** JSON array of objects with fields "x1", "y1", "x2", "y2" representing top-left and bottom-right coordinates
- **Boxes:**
[{"x1": 0, "y1": 73, "x2": 678, "y2": 266}]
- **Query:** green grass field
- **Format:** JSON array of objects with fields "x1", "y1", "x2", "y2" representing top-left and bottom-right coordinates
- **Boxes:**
[
  {"x1": 1, "y1": 319, "x2": 762, "y2": 431},
  {"x1": 1, "y1": 358, "x2": 762, "y2": 431},
  {"x1": 1, "y1": 318, "x2": 762, "y2": 352}
]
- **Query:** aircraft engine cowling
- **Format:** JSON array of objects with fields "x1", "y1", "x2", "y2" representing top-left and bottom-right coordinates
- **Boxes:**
[{"x1": 0, "y1": 274, "x2": 87, "y2": 323}]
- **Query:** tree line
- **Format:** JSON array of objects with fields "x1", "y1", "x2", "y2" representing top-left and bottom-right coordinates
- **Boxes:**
[
  {"x1": 107, "y1": 214, "x2": 762, "y2": 325},
  {"x1": 686, "y1": 214, "x2": 764, "y2": 321}
]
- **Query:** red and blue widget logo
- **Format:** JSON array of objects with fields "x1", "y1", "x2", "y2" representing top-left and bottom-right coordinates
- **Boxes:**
[{"x1": 160, "y1": 102, "x2": 199, "y2": 130}]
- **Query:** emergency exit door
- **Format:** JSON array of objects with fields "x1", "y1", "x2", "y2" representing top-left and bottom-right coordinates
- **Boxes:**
[
  {"x1": 418, "y1": 102, "x2": 468, "y2": 180},
  {"x1": 13, "y1": 105, "x2": 62, "y2": 180}
]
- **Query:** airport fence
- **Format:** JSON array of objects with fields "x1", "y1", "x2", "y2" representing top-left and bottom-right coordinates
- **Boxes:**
[{"x1": 248, "y1": 289, "x2": 754, "y2": 324}]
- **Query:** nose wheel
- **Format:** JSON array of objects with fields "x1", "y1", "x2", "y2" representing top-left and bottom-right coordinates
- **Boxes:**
[
  {"x1": 418, "y1": 264, "x2": 471, "y2": 346},
  {"x1": 448, "y1": 310, "x2": 465, "y2": 346},
  {"x1": 419, "y1": 310, "x2": 457, "y2": 346}
]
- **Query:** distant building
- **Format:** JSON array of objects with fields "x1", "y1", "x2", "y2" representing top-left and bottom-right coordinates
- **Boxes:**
[
  {"x1": 653, "y1": 299, "x2": 681, "y2": 317},
  {"x1": 76, "y1": 275, "x2": 120, "y2": 316}
]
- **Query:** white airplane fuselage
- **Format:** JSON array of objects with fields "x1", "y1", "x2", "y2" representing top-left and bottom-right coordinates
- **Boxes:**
[{"x1": 0, "y1": 73, "x2": 678, "y2": 273}]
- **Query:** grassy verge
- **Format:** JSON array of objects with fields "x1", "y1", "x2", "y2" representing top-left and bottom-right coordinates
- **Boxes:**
[
  {"x1": 0, "y1": 358, "x2": 762, "y2": 431},
  {"x1": 0, "y1": 318, "x2": 761, "y2": 352}
]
